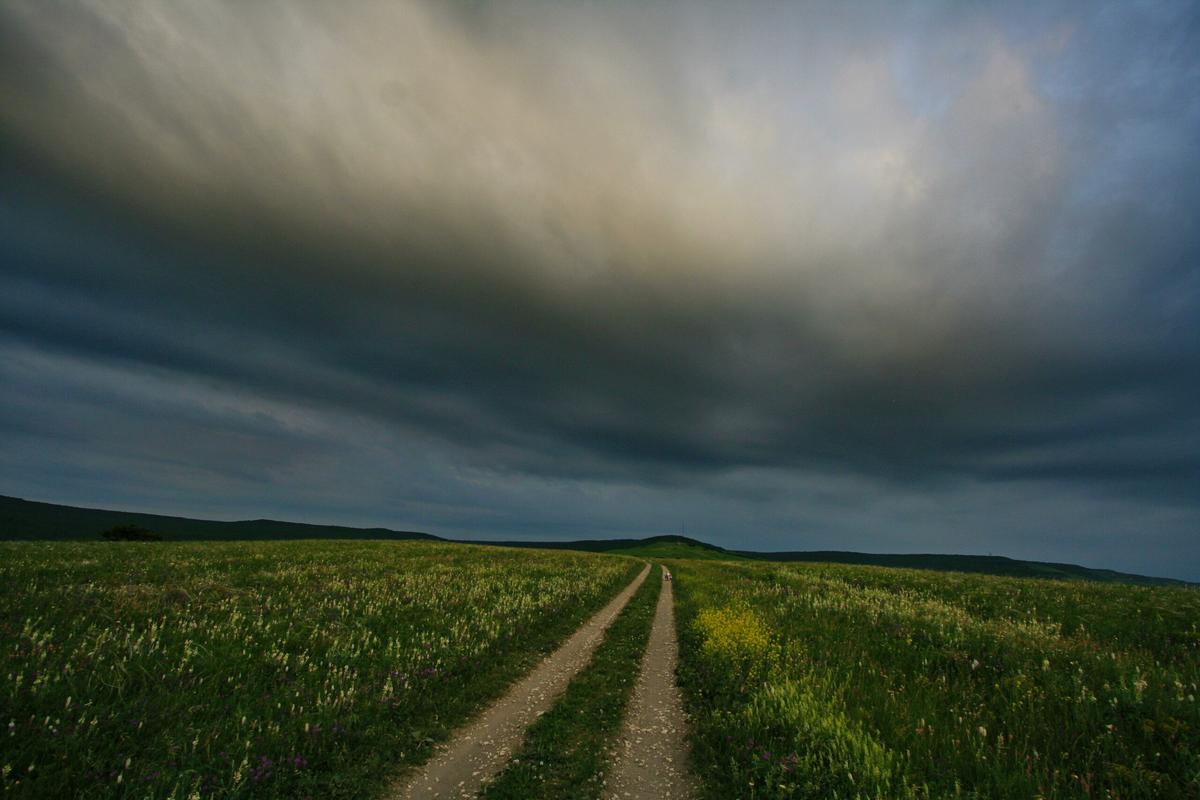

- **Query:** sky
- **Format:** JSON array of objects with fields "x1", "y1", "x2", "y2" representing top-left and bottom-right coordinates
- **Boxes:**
[{"x1": 1, "y1": 1, "x2": 1198, "y2": 579}]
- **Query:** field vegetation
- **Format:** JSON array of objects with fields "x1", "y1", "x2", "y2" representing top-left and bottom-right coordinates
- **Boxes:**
[
  {"x1": 0, "y1": 541, "x2": 637, "y2": 799},
  {"x1": 5, "y1": 532, "x2": 1196, "y2": 800},
  {"x1": 673, "y1": 559, "x2": 1200, "y2": 799}
]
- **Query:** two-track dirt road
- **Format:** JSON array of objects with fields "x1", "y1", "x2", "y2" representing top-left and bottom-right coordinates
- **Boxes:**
[
  {"x1": 391, "y1": 564, "x2": 654, "y2": 799},
  {"x1": 390, "y1": 563, "x2": 696, "y2": 799}
]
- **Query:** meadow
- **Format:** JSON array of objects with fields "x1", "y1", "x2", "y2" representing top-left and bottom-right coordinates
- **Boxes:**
[
  {"x1": 4, "y1": 537, "x2": 1198, "y2": 800},
  {"x1": 672, "y1": 559, "x2": 1200, "y2": 799},
  {"x1": 0, "y1": 541, "x2": 637, "y2": 799}
]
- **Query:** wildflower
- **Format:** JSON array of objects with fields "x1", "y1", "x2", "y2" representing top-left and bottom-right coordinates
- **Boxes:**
[{"x1": 977, "y1": 726, "x2": 987, "y2": 737}]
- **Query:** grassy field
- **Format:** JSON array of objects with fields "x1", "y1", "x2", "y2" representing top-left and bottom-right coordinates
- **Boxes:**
[
  {"x1": 5, "y1": 536, "x2": 1197, "y2": 799},
  {"x1": 671, "y1": 559, "x2": 1200, "y2": 799},
  {"x1": 0, "y1": 541, "x2": 637, "y2": 799}
]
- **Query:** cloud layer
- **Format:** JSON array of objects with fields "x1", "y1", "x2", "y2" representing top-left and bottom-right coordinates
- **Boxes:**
[{"x1": 2, "y1": 1, "x2": 1198, "y2": 577}]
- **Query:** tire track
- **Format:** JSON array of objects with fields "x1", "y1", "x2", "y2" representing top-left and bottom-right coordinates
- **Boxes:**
[{"x1": 603, "y1": 566, "x2": 697, "y2": 799}]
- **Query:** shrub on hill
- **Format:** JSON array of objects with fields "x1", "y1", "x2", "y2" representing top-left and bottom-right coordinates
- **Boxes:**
[{"x1": 99, "y1": 524, "x2": 162, "y2": 541}]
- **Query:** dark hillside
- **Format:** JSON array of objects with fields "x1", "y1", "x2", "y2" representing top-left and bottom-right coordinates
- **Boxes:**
[
  {"x1": 480, "y1": 534, "x2": 737, "y2": 555},
  {"x1": 0, "y1": 495, "x2": 438, "y2": 542},
  {"x1": 743, "y1": 549, "x2": 1188, "y2": 586}
]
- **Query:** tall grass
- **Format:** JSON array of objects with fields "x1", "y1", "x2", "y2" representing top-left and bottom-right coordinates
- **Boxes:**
[
  {"x1": 0, "y1": 541, "x2": 637, "y2": 799},
  {"x1": 673, "y1": 560, "x2": 1200, "y2": 799}
]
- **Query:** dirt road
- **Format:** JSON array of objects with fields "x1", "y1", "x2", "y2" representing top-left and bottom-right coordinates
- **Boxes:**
[{"x1": 390, "y1": 563, "x2": 651, "y2": 799}]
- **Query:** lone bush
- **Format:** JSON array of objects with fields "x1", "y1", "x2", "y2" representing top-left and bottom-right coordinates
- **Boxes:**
[{"x1": 99, "y1": 524, "x2": 162, "y2": 541}]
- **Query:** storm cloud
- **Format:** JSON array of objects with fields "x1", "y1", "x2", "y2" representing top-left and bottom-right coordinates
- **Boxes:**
[{"x1": 1, "y1": 1, "x2": 1198, "y2": 578}]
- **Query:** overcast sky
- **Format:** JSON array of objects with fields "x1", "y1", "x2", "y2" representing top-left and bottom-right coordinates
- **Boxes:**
[{"x1": 2, "y1": 1, "x2": 1198, "y2": 579}]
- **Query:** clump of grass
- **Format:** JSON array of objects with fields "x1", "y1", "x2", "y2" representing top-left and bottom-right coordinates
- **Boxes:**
[
  {"x1": 716, "y1": 680, "x2": 914, "y2": 799},
  {"x1": 481, "y1": 565, "x2": 662, "y2": 800},
  {"x1": 99, "y1": 524, "x2": 161, "y2": 541}
]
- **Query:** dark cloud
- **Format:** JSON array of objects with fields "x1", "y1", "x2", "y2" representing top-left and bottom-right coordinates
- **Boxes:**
[{"x1": 1, "y1": 1, "x2": 1198, "y2": 578}]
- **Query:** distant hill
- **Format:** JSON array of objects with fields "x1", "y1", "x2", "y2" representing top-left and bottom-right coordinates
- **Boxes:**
[
  {"x1": 742, "y1": 549, "x2": 1189, "y2": 587},
  {"x1": 0, "y1": 495, "x2": 439, "y2": 542},
  {"x1": 1, "y1": 495, "x2": 1187, "y2": 585},
  {"x1": 483, "y1": 534, "x2": 746, "y2": 561},
  {"x1": 471, "y1": 534, "x2": 1188, "y2": 585}
]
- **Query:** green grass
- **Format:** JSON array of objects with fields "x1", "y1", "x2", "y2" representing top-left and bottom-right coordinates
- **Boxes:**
[
  {"x1": 671, "y1": 559, "x2": 1200, "y2": 799},
  {"x1": 8, "y1": 535, "x2": 1197, "y2": 798},
  {"x1": 0, "y1": 541, "x2": 638, "y2": 799},
  {"x1": 480, "y1": 564, "x2": 662, "y2": 799}
]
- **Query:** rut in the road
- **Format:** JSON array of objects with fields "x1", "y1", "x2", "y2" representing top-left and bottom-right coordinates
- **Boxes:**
[
  {"x1": 603, "y1": 567, "x2": 697, "y2": 800},
  {"x1": 389, "y1": 563, "x2": 651, "y2": 800}
]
